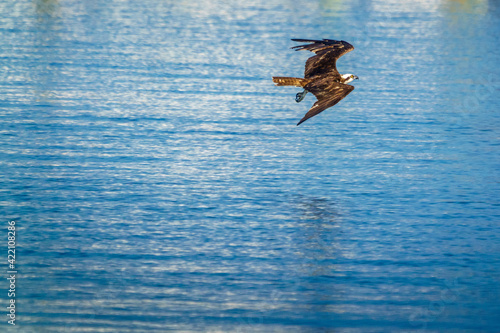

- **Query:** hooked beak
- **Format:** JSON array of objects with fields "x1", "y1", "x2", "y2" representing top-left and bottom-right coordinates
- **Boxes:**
[{"x1": 354, "y1": 75, "x2": 359, "y2": 80}]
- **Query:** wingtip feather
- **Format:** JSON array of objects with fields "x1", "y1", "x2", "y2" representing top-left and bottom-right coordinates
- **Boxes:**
[
  {"x1": 291, "y1": 38, "x2": 321, "y2": 42},
  {"x1": 290, "y1": 38, "x2": 322, "y2": 50}
]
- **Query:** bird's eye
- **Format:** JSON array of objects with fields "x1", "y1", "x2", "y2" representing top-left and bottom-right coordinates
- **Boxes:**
[{"x1": 350, "y1": 75, "x2": 354, "y2": 78}]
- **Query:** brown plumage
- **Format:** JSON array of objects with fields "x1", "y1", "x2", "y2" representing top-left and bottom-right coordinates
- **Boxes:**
[
  {"x1": 272, "y1": 39, "x2": 358, "y2": 125},
  {"x1": 272, "y1": 77, "x2": 308, "y2": 87}
]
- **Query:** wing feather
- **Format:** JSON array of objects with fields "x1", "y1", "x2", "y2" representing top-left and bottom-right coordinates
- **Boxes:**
[
  {"x1": 291, "y1": 39, "x2": 354, "y2": 78},
  {"x1": 297, "y1": 81, "x2": 354, "y2": 126}
]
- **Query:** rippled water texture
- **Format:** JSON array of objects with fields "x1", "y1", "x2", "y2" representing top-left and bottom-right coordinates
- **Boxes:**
[{"x1": 1, "y1": 0, "x2": 500, "y2": 332}]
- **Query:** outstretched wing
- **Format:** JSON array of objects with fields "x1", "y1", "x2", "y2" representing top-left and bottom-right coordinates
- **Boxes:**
[
  {"x1": 291, "y1": 39, "x2": 354, "y2": 79},
  {"x1": 297, "y1": 80, "x2": 354, "y2": 126}
]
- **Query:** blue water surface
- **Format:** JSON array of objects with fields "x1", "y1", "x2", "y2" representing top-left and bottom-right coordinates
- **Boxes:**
[{"x1": 1, "y1": 0, "x2": 500, "y2": 332}]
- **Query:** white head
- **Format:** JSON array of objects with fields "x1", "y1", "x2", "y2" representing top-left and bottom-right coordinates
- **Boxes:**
[{"x1": 341, "y1": 74, "x2": 359, "y2": 84}]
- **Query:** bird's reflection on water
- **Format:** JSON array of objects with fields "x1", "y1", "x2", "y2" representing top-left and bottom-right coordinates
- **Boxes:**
[
  {"x1": 292, "y1": 196, "x2": 344, "y2": 269},
  {"x1": 285, "y1": 195, "x2": 346, "y2": 322},
  {"x1": 295, "y1": 196, "x2": 340, "y2": 223}
]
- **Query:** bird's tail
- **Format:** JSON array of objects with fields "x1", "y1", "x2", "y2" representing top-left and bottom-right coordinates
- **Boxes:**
[{"x1": 272, "y1": 77, "x2": 308, "y2": 87}]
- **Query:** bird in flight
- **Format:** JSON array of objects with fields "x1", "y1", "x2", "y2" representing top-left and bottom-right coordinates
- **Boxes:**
[{"x1": 273, "y1": 39, "x2": 358, "y2": 125}]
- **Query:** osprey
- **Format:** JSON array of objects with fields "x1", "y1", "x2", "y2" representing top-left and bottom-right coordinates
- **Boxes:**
[{"x1": 273, "y1": 39, "x2": 358, "y2": 125}]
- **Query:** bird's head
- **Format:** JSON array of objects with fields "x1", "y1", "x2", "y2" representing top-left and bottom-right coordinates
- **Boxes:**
[{"x1": 341, "y1": 74, "x2": 359, "y2": 84}]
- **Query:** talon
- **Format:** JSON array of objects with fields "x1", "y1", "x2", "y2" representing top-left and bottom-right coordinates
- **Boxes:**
[{"x1": 295, "y1": 90, "x2": 307, "y2": 103}]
